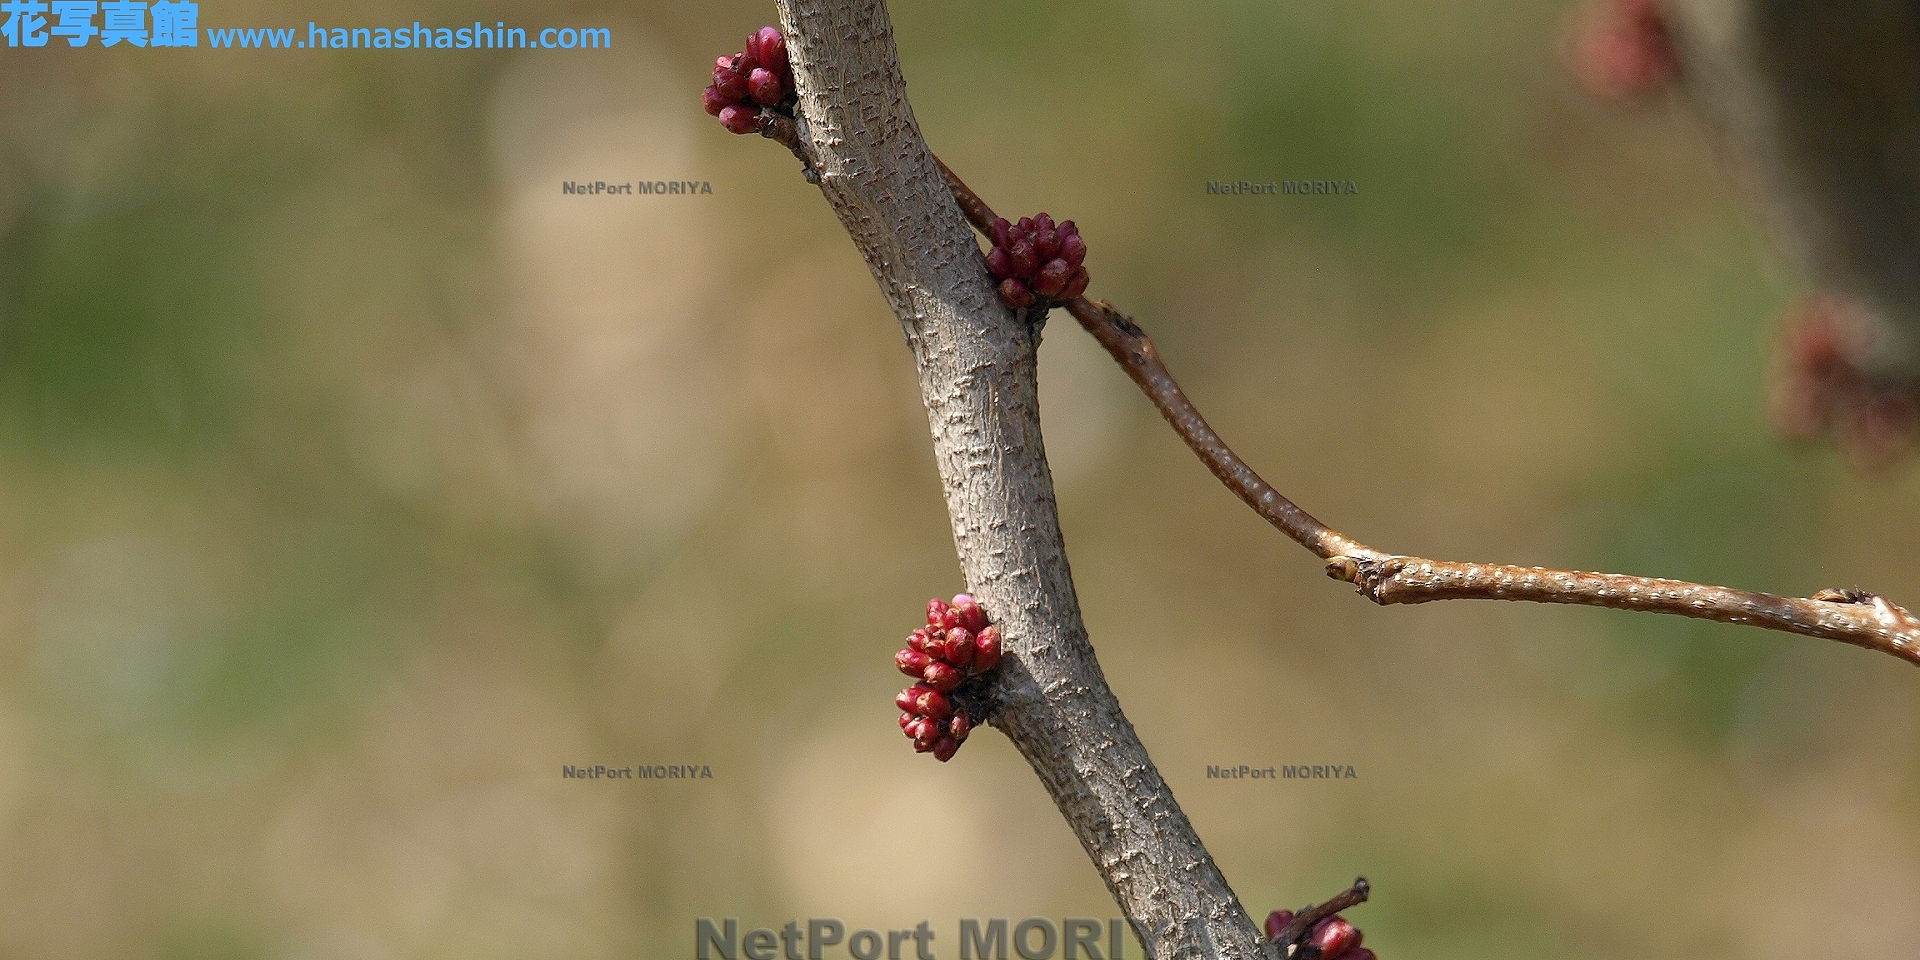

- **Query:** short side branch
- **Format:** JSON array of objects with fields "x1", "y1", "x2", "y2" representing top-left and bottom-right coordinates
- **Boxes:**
[{"x1": 931, "y1": 160, "x2": 1920, "y2": 669}]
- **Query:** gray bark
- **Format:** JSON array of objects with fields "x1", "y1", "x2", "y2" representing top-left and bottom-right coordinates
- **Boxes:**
[{"x1": 770, "y1": 1, "x2": 1270, "y2": 957}]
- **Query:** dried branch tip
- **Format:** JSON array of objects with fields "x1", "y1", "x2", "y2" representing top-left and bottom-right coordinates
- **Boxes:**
[{"x1": 1266, "y1": 877, "x2": 1374, "y2": 960}]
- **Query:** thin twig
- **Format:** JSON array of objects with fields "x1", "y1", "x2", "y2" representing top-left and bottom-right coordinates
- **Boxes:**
[
  {"x1": 931, "y1": 157, "x2": 1920, "y2": 668},
  {"x1": 1275, "y1": 877, "x2": 1370, "y2": 950}
]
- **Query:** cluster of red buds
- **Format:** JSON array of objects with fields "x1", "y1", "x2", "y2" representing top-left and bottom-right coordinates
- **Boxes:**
[
  {"x1": 1571, "y1": 0, "x2": 1678, "y2": 100},
  {"x1": 987, "y1": 213, "x2": 1091, "y2": 310},
  {"x1": 895, "y1": 594, "x2": 1002, "y2": 762},
  {"x1": 703, "y1": 26, "x2": 793, "y2": 135},
  {"x1": 1265, "y1": 879, "x2": 1374, "y2": 960},
  {"x1": 1770, "y1": 294, "x2": 1918, "y2": 467}
]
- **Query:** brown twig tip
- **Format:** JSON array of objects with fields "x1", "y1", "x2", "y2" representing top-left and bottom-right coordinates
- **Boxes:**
[{"x1": 1271, "y1": 877, "x2": 1373, "y2": 958}]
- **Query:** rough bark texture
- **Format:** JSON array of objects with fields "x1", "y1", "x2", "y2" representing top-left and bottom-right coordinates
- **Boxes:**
[{"x1": 771, "y1": 2, "x2": 1268, "y2": 957}]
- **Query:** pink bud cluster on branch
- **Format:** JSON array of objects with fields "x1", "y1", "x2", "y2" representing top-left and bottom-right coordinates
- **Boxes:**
[
  {"x1": 987, "y1": 214, "x2": 1090, "y2": 309},
  {"x1": 895, "y1": 594, "x2": 1002, "y2": 762},
  {"x1": 703, "y1": 26, "x2": 794, "y2": 135}
]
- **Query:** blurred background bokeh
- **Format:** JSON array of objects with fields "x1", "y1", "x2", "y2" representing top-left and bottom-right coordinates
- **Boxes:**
[{"x1": 2, "y1": 0, "x2": 1917, "y2": 957}]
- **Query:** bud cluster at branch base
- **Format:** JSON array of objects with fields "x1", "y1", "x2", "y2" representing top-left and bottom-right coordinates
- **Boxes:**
[
  {"x1": 703, "y1": 26, "x2": 794, "y2": 134},
  {"x1": 987, "y1": 213, "x2": 1090, "y2": 310},
  {"x1": 896, "y1": 594, "x2": 1002, "y2": 762},
  {"x1": 1572, "y1": 0, "x2": 1678, "y2": 100},
  {"x1": 1265, "y1": 909, "x2": 1375, "y2": 960}
]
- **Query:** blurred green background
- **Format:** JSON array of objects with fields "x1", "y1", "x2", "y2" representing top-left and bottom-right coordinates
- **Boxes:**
[{"x1": 2, "y1": 0, "x2": 1917, "y2": 958}]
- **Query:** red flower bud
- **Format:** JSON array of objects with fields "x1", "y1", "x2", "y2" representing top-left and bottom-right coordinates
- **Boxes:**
[
  {"x1": 733, "y1": 49, "x2": 758, "y2": 73},
  {"x1": 1009, "y1": 239, "x2": 1038, "y2": 277},
  {"x1": 1058, "y1": 220, "x2": 1077, "y2": 236},
  {"x1": 999, "y1": 279, "x2": 1035, "y2": 309},
  {"x1": 923, "y1": 660, "x2": 963, "y2": 692},
  {"x1": 932, "y1": 735, "x2": 960, "y2": 762},
  {"x1": 1263, "y1": 911, "x2": 1294, "y2": 942},
  {"x1": 713, "y1": 66, "x2": 749, "y2": 101},
  {"x1": 945, "y1": 628, "x2": 975, "y2": 668},
  {"x1": 896, "y1": 648, "x2": 931, "y2": 677},
  {"x1": 973, "y1": 625, "x2": 1002, "y2": 671},
  {"x1": 1033, "y1": 212, "x2": 1053, "y2": 234},
  {"x1": 753, "y1": 26, "x2": 788, "y2": 77},
  {"x1": 949, "y1": 712, "x2": 972, "y2": 741},
  {"x1": 912, "y1": 733, "x2": 937, "y2": 753},
  {"x1": 927, "y1": 598, "x2": 951, "y2": 629},
  {"x1": 987, "y1": 247, "x2": 1015, "y2": 280},
  {"x1": 914, "y1": 687, "x2": 953, "y2": 719},
  {"x1": 1017, "y1": 216, "x2": 1034, "y2": 233},
  {"x1": 907, "y1": 627, "x2": 932, "y2": 653},
  {"x1": 718, "y1": 104, "x2": 760, "y2": 135},
  {"x1": 898, "y1": 683, "x2": 933, "y2": 713},
  {"x1": 1306, "y1": 917, "x2": 1359, "y2": 959},
  {"x1": 702, "y1": 85, "x2": 731, "y2": 116},
  {"x1": 1033, "y1": 258, "x2": 1071, "y2": 297},
  {"x1": 1059, "y1": 233, "x2": 1087, "y2": 265},
  {"x1": 748, "y1": 67, "x2": 784, "y2": 105},
  {"x1": 1034, "y1": 229, "x2": 1061, "y2": 261},
  {"x1": 899, "y1": 712, "x2": 915, "y2": 729},
  {"x1": 990, "y1": 218, "x2": 1012, "y2": 248},
  {"x1": 951, "y1": 594, "x2": 988, "y2": 632},
  {"x1": 1059, "y1": 265, "x2": 1090, "y2": 301}
]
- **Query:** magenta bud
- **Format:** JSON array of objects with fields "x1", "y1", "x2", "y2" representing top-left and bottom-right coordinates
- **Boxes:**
[
  {"x1": 714, "y1": 66, "x2": 749, "y2": 101},
  {"x1": 927, "y1": 598, "x2": 951, "y2": 628},
  {"x1": 733, "y1": 49, "x2": 758, "y2": 73},
  {"x1": 1059, "y1": 265, "x2": 1090, "y2": 301},
  {"x1": 896, "y1": 648, "x2": 931, "y2": 677},
  {"x1": 932, "y1": 735, "x2": 960, "y2": 762},
  {"x1": 990, "y1": 218, "x2": 1012, "y2": 248},
  {"x1": 1009, "y1": 239, "x2": 1038, "y2": 276},
  {"x1": 1034, "y1": 229, "x2": 1060, "y2": 261},
  {"x1": 914, "y1": 688, "x2": 953, "y2": 719},
  {"x1": 987, "y1": 246, "x2": 1014, "y2": 280},
  {"x1": 973, "y1": 625, "x2": 1002, "y2": 671},
  {"x1": 907, "y1": 627, "x2": 932, "y2": 653},
  {"x1": 702, "y1": 85, "x2": 730, "y2": 116},
  {"x1": 923, "y1": 661, "x2": 963, "y2": 692},
  {"x1": 1017, "y1": 216, "x2": 1034, "y2": 233},
  {"x1": 1058, "y1": 219, "x2": 1077, "y2": 236},
  {"x1": 899, "y1": 711, "x2": 915, "y2": 729},
  {"x1": 1060, "y1": 233, "x2": 1087, "y2": 265},
  {"x1": 754, "y1": 27, "x2": 788, "y2": 76},
  {"x1": 1306, "y1": 917, "x2": 1360, "y2": 959},
  {"x1": 949, "y1": 712, "x2": 972, "y2": 740},
  {"x1": 912, "y1": 734, "x2": 936, "y2": 753},
  {"x1": 1033, "y1": 258, "x2": 1071, "y2": 297},
  {"x1": 945, "y1": 628, "x2": 976, "y2": 668},
  {"x1": 1263, "y1": 911, "x2": 1294, "y2": 942},
  {"x1": 1034, "y1": 212, "x2": 1054, "y2": 233},
  {"x1": 748, "y1": 67, "x2": 783, "y2": 105},
  {"x1": 998, "y1": 279, "x2": 1035, "y2": 309},
  {"x1": 718, "y1": 104, "x2": 760, "y2": 134},
  {"x1": 952, "y1": 595, "x2": 988, "y2": 633},
  {"x1": 896, "y1": 686, "x2": 925, "y2": 713}
]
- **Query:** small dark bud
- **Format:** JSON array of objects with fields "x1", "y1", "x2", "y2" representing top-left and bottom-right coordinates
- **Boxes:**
[
  {"x1": 1009, "y1": 239, "x2": 1038, "y2": 277},
  {"x1": 949, "y1": 712, "x2": 972, "y2": 741},
  {"x1": 1059, "y1": 265, "x2": 1090, "y2": 301},
  {"x1": 932, "y1": 735, "x2": 960, "y2": 762},
  {"x1": 998, "y1": 279, "x2": 1035, "y2": 309},
  {"x1": 1033, "y1": 258, "x2": 1071, "y2": 297},
  {"x1": 1264, "y1": 911, "x2": 1294, "y2": 942},
  {"x1": 702, "y1": 85, "x2": 731, "y2": 116},
  {"x1": 987, "y1": 247, "x2": 1015, "y2": 280},
  {"x1": 990, "y1": 218, "x2": 1012, "y2": 248},
  {"x1": 748, "y1": 67, "x2": 784, "y2": 105},
  {"x1": 1059, "y1": 233, "x2": 1087, "y2": 265}
]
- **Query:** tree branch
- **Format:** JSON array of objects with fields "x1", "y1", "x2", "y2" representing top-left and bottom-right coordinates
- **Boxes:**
[
  {"x1": 772, "y1": 3, "x2": 1271, "y2": 957},
  {"x1": 925, "y1": 159, "x2": 1920, "y2": 670}
]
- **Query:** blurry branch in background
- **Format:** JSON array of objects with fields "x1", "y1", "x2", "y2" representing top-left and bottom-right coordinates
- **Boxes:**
[
  {"x1": 770, "y1": 2, "x2": 1274, "y2": 957},
  {"x1": 929, "y1": 159, "x2": 1920, "y2": 669}
]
